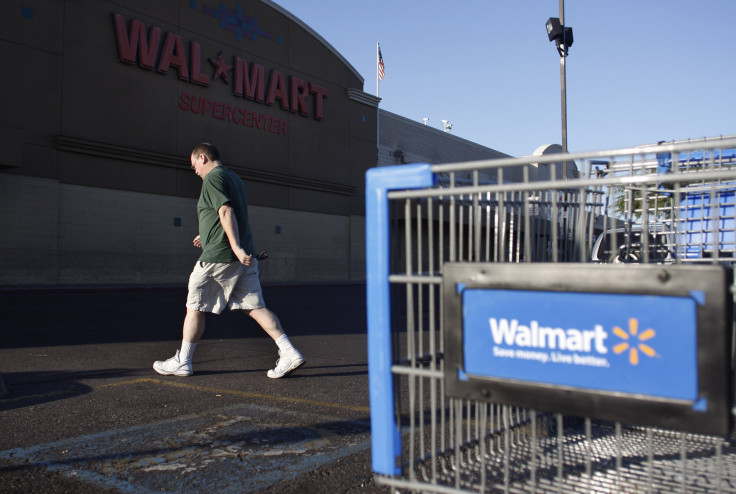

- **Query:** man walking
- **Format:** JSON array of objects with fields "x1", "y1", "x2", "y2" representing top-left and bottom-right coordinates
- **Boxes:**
[{"x1": 153, "y1": 143, "x2": 305, "y2": 379}]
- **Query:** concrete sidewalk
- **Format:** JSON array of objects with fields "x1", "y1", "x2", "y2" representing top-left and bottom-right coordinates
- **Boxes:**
[{"x1": 0, "y1": 283, "x2": 384, "y2": 493}]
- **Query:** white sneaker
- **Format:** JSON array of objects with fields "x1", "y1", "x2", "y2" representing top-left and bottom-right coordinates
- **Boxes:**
[
  {"x1": 153, "y1": 350, "x2": 193, "y2": 376},
  {"x1": 267, "y1": 349, "x2": 306, "y2": 378}
]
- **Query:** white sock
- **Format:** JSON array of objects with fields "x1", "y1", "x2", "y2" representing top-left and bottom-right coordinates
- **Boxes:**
[
  {"x1": 179, "y1": 341, "x2": 197, "y2": 363},
  {"x1": 275, "y1": 334, "x2": 295, "y2": 353}
]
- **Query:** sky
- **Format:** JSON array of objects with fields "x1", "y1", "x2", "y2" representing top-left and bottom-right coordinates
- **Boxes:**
[{"x1": 273, "y1": 0, "x2": 736, "y2": 158}]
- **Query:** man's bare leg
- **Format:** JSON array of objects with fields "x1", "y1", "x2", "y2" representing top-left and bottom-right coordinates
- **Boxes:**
[{"x1": 246, "y1": 308, "x2": 305, "y2": 378}]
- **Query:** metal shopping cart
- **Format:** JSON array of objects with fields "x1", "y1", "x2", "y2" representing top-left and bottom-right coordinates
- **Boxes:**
[{"x1": 366, "y1": 137, "x2": 736, "y2": 493}]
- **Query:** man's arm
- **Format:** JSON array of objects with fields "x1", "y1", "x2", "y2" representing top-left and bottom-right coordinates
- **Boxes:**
[{"x1": 218, "y1": 203, "x2": 252, "y2": 265}]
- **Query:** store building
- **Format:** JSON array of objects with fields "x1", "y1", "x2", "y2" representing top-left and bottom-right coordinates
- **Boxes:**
[{"x1": 0, "y1": 0, "x2": 536, "y2": 286}]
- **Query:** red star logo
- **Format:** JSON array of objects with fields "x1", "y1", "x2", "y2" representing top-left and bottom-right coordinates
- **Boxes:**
[{"x1": 210, "y1": 53, "x2": 232, "y2": 83}]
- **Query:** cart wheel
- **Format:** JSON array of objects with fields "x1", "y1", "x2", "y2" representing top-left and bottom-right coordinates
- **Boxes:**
[{"x1": 614, "y1": 246, "x2": 639, "y2": 264}]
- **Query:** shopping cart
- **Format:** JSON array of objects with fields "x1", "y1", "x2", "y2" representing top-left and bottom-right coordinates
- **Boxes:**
[{"x1": 366, "y1": 137, "x2": 736, "y2": 493}]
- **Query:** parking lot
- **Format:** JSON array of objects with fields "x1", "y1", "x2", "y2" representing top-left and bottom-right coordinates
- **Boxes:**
[{"x1": 0, "y1": 283, "x2": 384, "y2": 493}]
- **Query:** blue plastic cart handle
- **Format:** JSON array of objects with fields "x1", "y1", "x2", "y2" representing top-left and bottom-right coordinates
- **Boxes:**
[{"x1": 365, "y1": 164, "x2": 435, "y2": 476}]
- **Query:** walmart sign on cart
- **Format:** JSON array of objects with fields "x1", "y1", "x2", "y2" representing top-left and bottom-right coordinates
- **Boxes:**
[{"x1": 444, "y1": 263, "x2": 732, "y2": 436}]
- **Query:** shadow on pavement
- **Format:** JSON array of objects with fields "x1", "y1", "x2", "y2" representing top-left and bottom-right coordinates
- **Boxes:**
[{"x1": 0, "y1": 370, "x2": 133, "y2": 412}]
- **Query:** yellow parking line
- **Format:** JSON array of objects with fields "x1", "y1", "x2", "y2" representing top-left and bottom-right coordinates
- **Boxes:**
[{"x1": 97, "y1": 377, "x2": 371, "y2": 414}]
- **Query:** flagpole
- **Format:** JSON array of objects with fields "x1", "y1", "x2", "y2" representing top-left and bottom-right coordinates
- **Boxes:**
[
  {"x1": 376, "y1": 42, "x2": 380, "y2": 157},
  {"x1": 376, "y1": 42, "x2": 380, "y2": 98}
]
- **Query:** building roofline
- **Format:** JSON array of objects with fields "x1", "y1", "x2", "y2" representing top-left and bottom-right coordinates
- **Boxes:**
[
  {"x1": 379, "y1": 109, "x2": 512, "y2": 158},
  {"x1": 262, "y1": 0, "x2": 364, "y2": 85}
]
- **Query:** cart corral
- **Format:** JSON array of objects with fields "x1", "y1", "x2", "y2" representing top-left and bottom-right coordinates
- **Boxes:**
[{"x1": 366, "y1": 136, "x2": 736, "y2": 493}]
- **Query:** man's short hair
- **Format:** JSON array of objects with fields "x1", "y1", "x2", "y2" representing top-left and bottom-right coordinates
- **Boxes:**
[{"x1": 191, "y1": 142, "x2": 220, "y2": 162}]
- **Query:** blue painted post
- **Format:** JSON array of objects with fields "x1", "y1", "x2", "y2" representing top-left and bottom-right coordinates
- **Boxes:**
[{"x1": 365, "y1": 164, "x2": 435, "y2": 476}]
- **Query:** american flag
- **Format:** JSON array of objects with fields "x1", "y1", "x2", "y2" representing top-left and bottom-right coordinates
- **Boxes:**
[{"x1": 378, "y1": 46, "x2": 385, "y2": 80}]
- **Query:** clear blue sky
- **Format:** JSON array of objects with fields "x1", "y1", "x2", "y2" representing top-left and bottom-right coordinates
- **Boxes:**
[{"x1": 274, "y1": 0, "x2": 735, "y2": 158}]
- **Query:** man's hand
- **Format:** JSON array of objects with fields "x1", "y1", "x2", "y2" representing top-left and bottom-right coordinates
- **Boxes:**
[
  {"x1": 232, "y1": 246, "x2": 253, "y2": 266},
  {"x1": 193, "y1": 235, "x2": 202, "y2": 249}
]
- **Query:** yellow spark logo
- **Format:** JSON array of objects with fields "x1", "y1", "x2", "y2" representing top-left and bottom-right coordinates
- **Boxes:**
[{"x1": 612, "y1": 318, "x2": 656, "y2": 365}]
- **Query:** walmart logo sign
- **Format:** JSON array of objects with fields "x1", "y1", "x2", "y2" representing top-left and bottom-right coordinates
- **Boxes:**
[
  {"x1": 613, "y1": 318, "x2": 657, "y2": 365},
  {"x1": 487, "y1": 316, "x2": 657, "y2": 368},
  {"x1": 462, "y1": 289, "x2": 697, "y2": 401}
]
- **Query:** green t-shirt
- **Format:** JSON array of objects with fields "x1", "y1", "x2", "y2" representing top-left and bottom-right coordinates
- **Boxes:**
[{"x1": 197, "y1": 166, "x2": 255, "y2": 263}]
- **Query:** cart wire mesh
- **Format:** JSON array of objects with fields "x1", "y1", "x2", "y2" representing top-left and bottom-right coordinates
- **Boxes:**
[{"x1": 366, "y1": 137, "x2": 736, "y2": 493}]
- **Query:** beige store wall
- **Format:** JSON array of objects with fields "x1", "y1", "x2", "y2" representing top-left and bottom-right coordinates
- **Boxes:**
[
  {"x1": 0, "y1": 175, "x2": 60, "y2": 285},
  {"x1": 246, "y1": 205, "x2": 364, "y2": 282},
  {"x1": 0, "y1": 174, "x2": 365, "y2": 285}
]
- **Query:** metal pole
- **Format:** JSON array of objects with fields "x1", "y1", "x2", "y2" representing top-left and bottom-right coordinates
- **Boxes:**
[
  {"x1": 377, "y1": 42, "x2": 380, "y2": 157},
  {"x1": 559, "y1": 0, "x2": 568, "y2": 178},
  {"x1": 376, "y1": 42, "x2": 380, "y2": 98}
]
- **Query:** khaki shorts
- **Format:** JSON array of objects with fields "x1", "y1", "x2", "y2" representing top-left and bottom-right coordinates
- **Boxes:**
[{"x1": 186, "y1": 260, "x2": 265, "y2": 314}]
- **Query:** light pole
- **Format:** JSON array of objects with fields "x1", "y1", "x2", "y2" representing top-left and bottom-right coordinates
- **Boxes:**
[{"x1": 546, "y1": 1, "x2": 573, "y2": 178}]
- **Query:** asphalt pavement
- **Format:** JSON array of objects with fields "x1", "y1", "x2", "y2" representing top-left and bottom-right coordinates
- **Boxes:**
[{"x1": 0, "y1": 283, "x2": 386, "y2": 493}]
